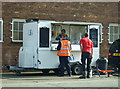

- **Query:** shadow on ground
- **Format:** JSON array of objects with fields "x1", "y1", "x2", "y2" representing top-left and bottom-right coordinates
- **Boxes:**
[{"x1": 2, "y1": 72, "x2": 58, "y2": 79}]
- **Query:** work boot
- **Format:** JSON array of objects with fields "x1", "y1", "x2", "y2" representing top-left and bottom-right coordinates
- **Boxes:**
[
  {"x1": 68, "y1": 71, "x2": 72, "y2": 77},
  {"x1": 79, "y1": 71, "x2": 86, "y2": 79},
  {"x1": 87, "y1": 70, "x2": 92, "y2": 78},
  {"x1": 68, "y1": 74, "x2": 72, "y2": 77},
  {"x1": 87, "y1": 72, "x2": 90, "y2": 78}
]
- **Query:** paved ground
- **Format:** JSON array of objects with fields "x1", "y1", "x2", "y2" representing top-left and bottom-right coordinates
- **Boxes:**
[{"x1": 1, "y1": 72, "x2": 120, "y2": 87}]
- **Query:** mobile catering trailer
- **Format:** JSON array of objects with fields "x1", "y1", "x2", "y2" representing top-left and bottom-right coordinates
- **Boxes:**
[{"x1": 9, "y1": 19, "x2": 102, "y2": 75}]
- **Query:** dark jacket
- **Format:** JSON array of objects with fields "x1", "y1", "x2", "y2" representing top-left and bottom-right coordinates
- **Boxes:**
[
  {"x1": 57, "y1": 41, "x2": 61, "y2": 51},
  {"x1": 56, "y1": 34, "x2": 69, "y2": 40}
]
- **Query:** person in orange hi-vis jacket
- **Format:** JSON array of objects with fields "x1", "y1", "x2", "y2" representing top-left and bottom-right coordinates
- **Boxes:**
[{"x1": 57, "y1": 34, "x2": 72, "y2": 77}]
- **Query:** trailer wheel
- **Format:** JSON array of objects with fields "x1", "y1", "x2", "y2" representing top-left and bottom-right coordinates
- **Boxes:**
[
  {"x1": 42, "y1": 69, "x2": 50, "y2": 75},
  {"x1": 53, "y1": 69, "x2": 60, "y2": 75},
  {"x1": 72, "y1": 64, "x2": 82, "y2": 75},
  {"x1": 15, "y1": 70, "x2": 21, "y2": 76}
]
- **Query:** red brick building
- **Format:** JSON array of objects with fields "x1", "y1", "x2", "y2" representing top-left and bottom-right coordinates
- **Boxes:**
[{"x1": 1, "y1": 2, "x2": 119, "y2": 71}]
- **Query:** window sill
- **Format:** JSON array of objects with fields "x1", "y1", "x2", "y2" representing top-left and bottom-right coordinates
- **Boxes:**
[
  {"x1": 108, "y1": 42, "x2": 113, "y2": 45},
  {"x1": 0, "y1": 41, "x2": 3, "y2": 43},
  {"x1": 12, "y1": 40, "x2": 23, "y2": 43}
]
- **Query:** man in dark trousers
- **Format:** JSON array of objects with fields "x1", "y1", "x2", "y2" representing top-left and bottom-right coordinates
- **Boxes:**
[
  {"x1": 79, "y1": 33, "x2": 93, "y2": 79},
  {"x1": 57, "y1": 34, "x2": 72, "y2": 77}
]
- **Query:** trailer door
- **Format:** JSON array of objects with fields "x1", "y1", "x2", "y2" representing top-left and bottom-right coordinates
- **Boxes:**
[
  {"x1": 88, "y1": 25, "x2": 100, "y2": 66},
  {"x1": 37, "y1": 21, "x2": 59, "y2": 69}
]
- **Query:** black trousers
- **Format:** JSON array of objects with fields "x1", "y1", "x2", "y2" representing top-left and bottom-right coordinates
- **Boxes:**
[
  {"x1": 59, "y1": 56, "x2": 71, "y2": 76},
  {"x1": 81, "y1": 52, "x2": 92, "y2": 72}
]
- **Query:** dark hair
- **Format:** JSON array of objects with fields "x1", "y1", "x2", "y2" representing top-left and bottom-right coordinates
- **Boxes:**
[
  {"x1": 84, "y1": 33, "x2": 88, "y2": 37},
  {"x1": 61, "y1": 29, "x2": 66, "y2": 33}
]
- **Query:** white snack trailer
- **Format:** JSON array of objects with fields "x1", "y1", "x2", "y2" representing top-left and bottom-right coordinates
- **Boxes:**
[{"x1": 9, "y1": 19, "x2": 102, "y2": 75}]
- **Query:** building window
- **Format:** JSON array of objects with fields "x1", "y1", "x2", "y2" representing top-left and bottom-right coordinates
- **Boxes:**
[
  {"x1": 109, "y1": 24, "x2": 120, "y2": 44},
  {"x1": 0, "y1": 19, "x2": 3, "y2": 42},
  {"x1": 12, "y1": 19, "x2": 25, "y2": 42},
  {"x1": 99, "y1": 25, "x2": 103, "y2": 43}
]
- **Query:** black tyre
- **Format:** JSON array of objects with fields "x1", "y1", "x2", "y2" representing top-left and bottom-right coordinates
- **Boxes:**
[
  {"x1": 72, "y1": 64, "x2": 82, "y2": 75},
  {"x1": 53, "y1": 69, "x2": 60, "y2": 75},
  {"x1": 42, "y1": 69, "x2": 50, "y2": 75},
  {"x1": 15, "y1": 70, "x2": 21, "y2": 76}
]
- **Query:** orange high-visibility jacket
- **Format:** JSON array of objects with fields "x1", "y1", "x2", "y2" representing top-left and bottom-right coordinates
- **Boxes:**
[{"x1": 57, "y1": 40, "x2": 71, "y2": 56}]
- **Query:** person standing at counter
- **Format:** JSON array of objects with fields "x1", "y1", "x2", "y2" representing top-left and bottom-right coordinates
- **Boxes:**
[
  {"x1": 56, "y1": 29, "x2": 69, "y2": 41},
  {"x1": 79, "y1": 33, "x2": 93, "y2": 79},
  {"x1": 57, "y1": 34, "x2": 72, "y2": 77}
]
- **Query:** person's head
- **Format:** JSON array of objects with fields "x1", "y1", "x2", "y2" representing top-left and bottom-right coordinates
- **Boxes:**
[
  {"x1": 62, "y1": 34, "x2": 66, "y2": 40},
  {"x1": 61, "y1": 29, "x2": 66, "y2": 34},
  {"x1": 84, "y1": 33, "x2": 88, "y2": 37}
]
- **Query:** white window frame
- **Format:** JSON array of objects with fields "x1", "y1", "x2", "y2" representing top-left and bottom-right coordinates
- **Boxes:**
[
  {"x1": 12, "y1": 19, "x2": 25, "y2": 42},
  {"x1": 0, "y1": 19, "x2": 3, "y2": 42},
  {"x1": 108, "y1": 24, "x2": 120, "y2": 44}
]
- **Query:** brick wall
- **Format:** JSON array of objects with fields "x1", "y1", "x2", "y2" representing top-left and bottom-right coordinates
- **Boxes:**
[{"x1": 2, "y1": 2, "x2": 118, "y2": 70}]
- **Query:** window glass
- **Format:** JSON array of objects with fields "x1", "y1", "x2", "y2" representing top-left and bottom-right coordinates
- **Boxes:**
[
  {"x1": 51, "y1": 24, "x2": 61, "y2": 42},
  {"x1": 110, "y1": 34, "x2": 114, "y2": 42},
  {"x1": 19, "y1": 32, "x2": 23, "y2": 40},
  {"x1": 119, "y1": 27, "x2": 120, "y2": 38},
  {"x1": 114, "y1": 35, "x2": 119, "y2": 41},
  {"x1": 40, "y1": 27, "x2": 49, "y2": 47},
  {"x1": 70, "y1": 25, "x2": 87, "y2": 45},
  {"x1": 110, "y1": 26, "x2": 114, "y2": 34},
  {"x1": 99, "y1": 25, "x2": 103, "y2": 43},
  {"x1": 119, "y1": 27, "x2": 120, "y2": 34},
  {"x1": 19, "y1": 22, "x2": 24, "y2": 30},
  {"x1": 89, "y1": 28, "x2": 98, "y2": 47},
  {"x1": 13, "y1": 22, "x2": 19, "y2": 31},
  {"x1": 0, "y1": 21, "x2": 1, "y2": 41},
  {"x1": 51, "y1": 24, "x2": 70, "y2": 42},
  {"x1": 51, "y1": 24, "x2": 87, "y2": 45},
  {"x1": 114, "y1": 26, "x2": 119, "y2": 35},
  {"x1": 99, "y1": 28, "x2": 101, "y2": 43},
  {"x1": 13, "y1": 31, "x2": 18, "y2": 40}
]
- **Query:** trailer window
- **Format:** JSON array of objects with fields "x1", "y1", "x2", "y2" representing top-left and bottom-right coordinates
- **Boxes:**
[
  {"x1": 51, "y1": 24, "x2": 69, "y2": 42},
  {"x1": 89, "y1": 28, "x2": 98, "y2": 47},
  {"x1": 70, "y1": 25, "x2": 87, "y2": 45},
  {"x1": 51, "y1": 25, "x2": 60, "y2": 42},
  {"x1": 51, "y1": 24, "x2": 87, "y2": 44},
  {"x1": 99, "y1": 25, "x2": 103, "y2": 43},
  {"x1": 40, "y1": 27, "x2": 49, "y2": 47}
]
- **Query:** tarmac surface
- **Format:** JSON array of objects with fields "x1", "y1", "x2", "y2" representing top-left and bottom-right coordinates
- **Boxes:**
[{"x1": 1, "y1": 72, "x2": 120, "y2": 88}]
